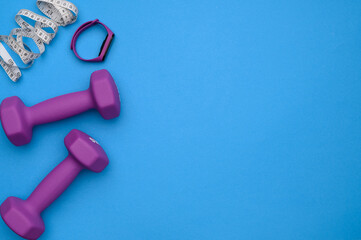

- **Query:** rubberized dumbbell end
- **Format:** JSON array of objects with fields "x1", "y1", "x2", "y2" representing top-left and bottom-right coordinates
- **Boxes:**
[
  {"x1": 0, "y1": 96, "x2": 32, "y2": 146},
  {"x1": 89, "y1": 69, "x2": 121, "y2": 120},
  {"x1": 65, "y1": 129, "x2": 109, "y2": 173},
  {"x1": 0, "y1": 197, "x2": 44, "y2": 240}
]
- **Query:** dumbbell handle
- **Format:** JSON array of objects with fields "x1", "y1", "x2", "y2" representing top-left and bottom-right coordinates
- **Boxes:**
[
  {"x1": 26, "y1": 155, "x2": 83, "y2": 213},
  {"x1": 27, "y1": 90, "x2": 94, "y2": 126}
]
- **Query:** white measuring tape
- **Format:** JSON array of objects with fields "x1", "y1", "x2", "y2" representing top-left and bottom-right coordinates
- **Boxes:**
[{"x1": 0, "y1": 0, "x2": 78, "y2": 82}]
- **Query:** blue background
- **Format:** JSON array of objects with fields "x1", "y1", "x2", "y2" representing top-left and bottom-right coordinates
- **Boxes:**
[{"x1": 1, "y1": 0, "x2": 361, "y2": 239}]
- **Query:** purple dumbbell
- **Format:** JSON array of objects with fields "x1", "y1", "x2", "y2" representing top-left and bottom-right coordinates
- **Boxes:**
[
  {"x1": 0, "y1": 129, "x2": 109, "y2": 240},
  {"x1": 0, "y1": 69, "x2": 121, "y2": 146}
]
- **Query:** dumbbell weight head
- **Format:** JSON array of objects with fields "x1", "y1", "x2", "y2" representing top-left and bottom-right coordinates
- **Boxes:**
[
  {"x1": 0, "y1": 130, "x2": 109, "y2": 240},
  {"x1": 89, "y1": 69, "x2": 121, "y2": 120},
  {"x1": 0, "y1": 96, "x2": 31, "y2": 146},
  {"x1": 0, "y1": 197, "x2": 44, "y2": 240},
  {"x1": 65, "y1": 129, "x2": 109, "y2": 172}
]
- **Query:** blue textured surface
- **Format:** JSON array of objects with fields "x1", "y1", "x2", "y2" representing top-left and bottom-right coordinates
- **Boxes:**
[{"x1": 1, "y1": 0, "x2": 361, "y2": 239}]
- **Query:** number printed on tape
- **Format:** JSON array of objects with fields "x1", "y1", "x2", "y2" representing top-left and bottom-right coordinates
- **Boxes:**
[{"x1": 0, "y1": 0, "x2": 78, "y2": 82}]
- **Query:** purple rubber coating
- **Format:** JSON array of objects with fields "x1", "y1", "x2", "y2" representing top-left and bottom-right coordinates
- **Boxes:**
[
  {"x1": 0, "y1": 69, "x2": 121, "y2": 146},
  {"x1": 0, "y1": 129, "x2": 109, "y2": 240}
]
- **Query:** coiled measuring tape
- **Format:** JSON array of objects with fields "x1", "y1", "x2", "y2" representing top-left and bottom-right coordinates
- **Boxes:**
[{"x1": 0, "y1": 0, "x2": 78, "y2": 82}]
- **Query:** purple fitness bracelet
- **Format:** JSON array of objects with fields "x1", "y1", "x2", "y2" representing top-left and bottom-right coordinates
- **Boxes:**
[{"x1": 71, "y1": 19, "x2": 114, "y2": 62}]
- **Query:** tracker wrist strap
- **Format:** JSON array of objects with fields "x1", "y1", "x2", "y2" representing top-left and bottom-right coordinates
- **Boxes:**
[{"x1": 71, "y1": 19, "x2": 114, "y2": 62}]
